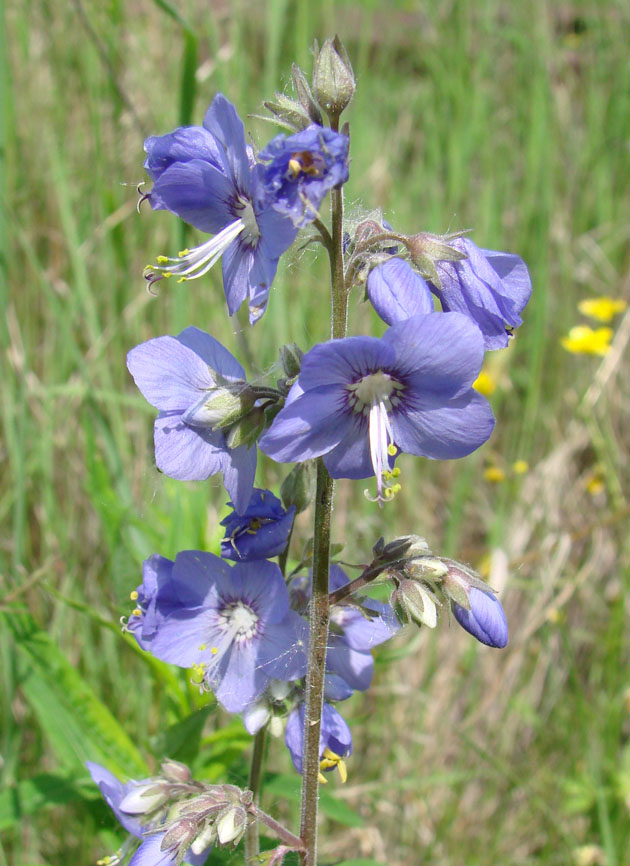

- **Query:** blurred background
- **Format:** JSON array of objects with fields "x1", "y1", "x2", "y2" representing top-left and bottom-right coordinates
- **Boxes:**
[{"x1": 1, "y1": 1, "x2": 629, "y2": 864}]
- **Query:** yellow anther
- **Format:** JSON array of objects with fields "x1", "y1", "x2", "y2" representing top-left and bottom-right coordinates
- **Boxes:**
[
  {"x1": 156, "y1": 255, "x2": 169, "y2": 264},
  {"x1": 473, "y1": 370, "x2": 497, "y2": 397},
  {"x1": 176, "y1": 277, "x2": 188, "y2": 283},
  {"x1": 391, "y1": 483, "x2": 402, "y2": 495},
  {"x1": 287, "y1": 158, "x2": 302, "y2": 178},
  {"x1": 319, "y1": 748, "x2": 348, "y2": 783},
  {"x1": 318, "y1": 772, "x2": 327, "y2": 784},
  {"x1": 132, "y1": 608, "x2": 142, "y2": 617},
  {"x1": 391, "y1": 467, "x2": 401, "y2": 478},
  {"x1": 512, "y1": 459, "x2": 529, "y2": 475},
  {"x1": 198, "y1": 643, "x2": 207, "y2": 651},
  {"x1": 210, "y1": 646, "x2": 219, "y2": 655},
  {"x1": 578, "y1": 297, "x2": 627, "y2": 323},
  {"x1": 483, "y1": 466, "x2": 506, "y2": 483},
  {"x1": 382, "y1": 470, "x2": 392, "y2": 481},
  {"x1": 178, "y1": 248, "x2": 190, "y2": 257},
  {"x1": 162, "y1": 272, "x2": 173, "y2": 279},
  {"x1": 387, "y1": 444, "x2": 398, "y2": 457},
  {"x1": 383, "y1": 488, "x2": 394, "y2": 500},
  {"x1": 130, "y1": 590, "x2": 139, "y2": 601}
]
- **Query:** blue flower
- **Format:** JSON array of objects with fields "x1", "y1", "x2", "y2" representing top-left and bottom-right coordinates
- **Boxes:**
[
  {"x1": 220, "y1": 488, "x2": 295, "y2": 561},
  {"x1": 258, "y1": 125, "x2": 349, "y2": 228},
  {"x1": 259, "y1": 313, "x2": 495, "y2": 501},
  {"x1": 129, "y1": 551, "x2": 307, "y2": 713},
  {"x1": 126, "y1": 326, "x2": 256, "y2": 512},
  {"x1": 86, "y1": 764, "x2": 210, "y2": 866},
  {"x1": 452, "y1": 587, "x2": 509, "y2": 648},
  {"x1": 143, "y1": 94, "x2": 298, "y2": 323},
  {"x1": 429, "y1": 238, "x2": 531, "y2": 350},
  {"x1": 366, "y1": 258, "x2": 434, "y2": 325},
  {"x1": 285, "y1": 702, "x2": 352, "y2": 781},
  {"x1": 366, "y1": 238, "x2": 531, "y2": 350}
]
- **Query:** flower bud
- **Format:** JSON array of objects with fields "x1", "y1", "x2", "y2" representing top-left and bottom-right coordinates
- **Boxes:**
[
  {"x1": 225, "y1": 406, "x2": 266, "y2": 449},
  {"x1": 404, "y1": 556, "x2": 448, "y2": 581},
  {"x1": 181, "y1": 383, "x2": 256, "y2": 431},
  {"x1": 262, "y1": 94, "x2": 314, "y2": 132},
  {"x1": 280, "y1": 460, "x2": 316, "y2": 514},
  {"x1": 312, "y1": 35, "x2": 355, "y2": 118},
  {"x1": 391, "y1": 579, "x2": 437, "y2": 629},
  {"x1": 161, "y1": 817, "x2": 197, "y2": 851},
  {"x1": 381, "y1": 534, "x2": 430, "y2": 562},
  {"x1": 190, "y1": 822, "x2": 217, "y2": 855},
  {"x1": 160, "y1": 759, "x2": 192, "y2": 784},
  {"x1": 119, "y1": 781, "x2": 169, "y2": 815},
  {"x1": 279, "y1": 342, "x2": 304, "y2": 379},
  {"x1": 215, "y1": 804, "x2": 248, "y2": 846},
  {"x1": 452, "y1": 587, "x2": 508, "y2": 648},
  {"x1": 291, "y1": 63, "x2": 323, "y2": 125}
]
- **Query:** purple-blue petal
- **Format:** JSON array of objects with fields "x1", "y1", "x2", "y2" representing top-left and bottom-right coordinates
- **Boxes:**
[
  {"x1": 144, "y1": 126, "x2": 225, "y2": 182},
  {"x1": 175, "y1": 326, "x2": 246, "y2": 381},
  {"x1": 202, "y1": 94, "x2": 251, "y2": 195},
  {"x1": 298, "y1": 337, "x2": 395, "y2": 392},
  {"x1": 127, "y1": 337, "x2": 215, "y2": 412},
  {"x1": 148, "y1": 159, "x2": 235, "y2": 234},
  {"x1": 453, "y1": 587, "x2": 509, "y2": 648},
  {"x1": 153, "y1": 412, "x2": 225, "y2": 481},
  {"x1": 367, "y1": 259, "x2": 434, "y2": 325},
  {"x1": 219, "y1": 444, "x2": 257, "y2": 515}
]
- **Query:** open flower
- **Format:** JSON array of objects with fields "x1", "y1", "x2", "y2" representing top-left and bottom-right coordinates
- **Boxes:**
[
  {"x1": 129, "y1": 551, "x2": 307, "y2": 713},
  {"x1": 220, "y1": 488, "x2": 295, "y2": 561},
  {"x1": 258, "y1": 125, "x2": 349, "y2": 228},
  {"x1": 285, "y1": 702, "x2": 352, "y2": 781},
  {"x1": 427, "y1": 238, "x2": 531, "y2": 350},
  {"x1": 143, "y1": 94, "x2": 298, "y2": 323},
  {"x1": 259, "y1": 313, "x2": 495, "y2": 501},
  {"x1": 127, "y1": 326, "x2": 256, "y2": 512}
]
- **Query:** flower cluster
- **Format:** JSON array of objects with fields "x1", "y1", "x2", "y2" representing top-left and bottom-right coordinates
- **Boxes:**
[{"x1": 92, "y1": 40, "x2": 530, "y2": 866}]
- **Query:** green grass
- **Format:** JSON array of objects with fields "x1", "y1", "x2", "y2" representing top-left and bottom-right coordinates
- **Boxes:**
[{"x1": 2, "y1": 1, "x2": 630, "y2": 864}]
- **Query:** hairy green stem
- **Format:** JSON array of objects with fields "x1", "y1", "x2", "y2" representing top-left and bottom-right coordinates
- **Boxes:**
[
  {"x1": 245, "y1": 726, "x2": 268, "y2": 861},
  {"x1": 249, "y1": 804, "x2": 305, "y2": 852},
  {"x1": 299, "y1": 119, "x2": 348, "y2": 865}
]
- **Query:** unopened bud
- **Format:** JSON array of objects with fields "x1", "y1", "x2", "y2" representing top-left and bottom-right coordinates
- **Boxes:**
[
  {"x1": 160, "y1": 759, "x2": 192, "y2": 784},
  {"x1": 119, "y1": 781, "x2": 169, "y2": 815},
  {"x1": 161, "y1": 818, "x2": 197, "y2": 852},
  {"x1": 279, "y1": 342, "x2": 304, "y2": 379},
  {"x1": 291, "y1": 63, "x2": 323, "y2": 125},
  {"x1": 262, "y1": 94, "x2": 314, "y2": 132},
  {"x1": 182, "y1": 383, "x2": 255, "y2": 431},
  {"x1": 225, "y1": 406, "x2": 265, "y2": 449},
  {"x1": 190, "y1": 822, "x2": 217, "y2": 855},
  {"x1": 381, "y1": 534, "x2": 430, "y2": 562},
  {"x1": 312, "y1": 35, "x2": 355, "y2": 118},
  {"x1": 405, "y1": 556, "x2": 448, "y2": 581},
  {"x1": 391, "y1": 579, "x2": 437, "y2": 629},
  {"x1": 280, "y1": 460, "x2": 316, "y2": 514},
  {"x1": 215, "y1": 804, "x2": 248, "y2": 846}
]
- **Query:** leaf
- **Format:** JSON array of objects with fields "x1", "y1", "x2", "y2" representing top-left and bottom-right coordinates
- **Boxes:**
[
  {"x1": 5, "y1": 611, "x2": 147, "y2": 777},
  {"x1": 156, "y1": 706, "x2": 212, "y2": 764},
  {"x1": 0, "y1": 773, "x2": 86, "y2": 830}
]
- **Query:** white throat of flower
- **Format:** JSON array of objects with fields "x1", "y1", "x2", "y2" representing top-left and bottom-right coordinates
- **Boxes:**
[
  {"x1": 347, "y1": 370, "x2": 404, "y2": 502},
  {"x1": 143, "y1": 196, "x2": 261, "y2": 290},
  {"x1": 190, "y1": 599, "x2": 260, "y2": 694}
]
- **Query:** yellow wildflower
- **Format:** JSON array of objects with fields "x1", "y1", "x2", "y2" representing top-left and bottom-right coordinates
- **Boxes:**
[
  {"x1": 512, "y1": 459, "x2": 529, "y2": 475},
  {"x1": 578, "y1": 297, "x2": 626, "y2": 323},
  {"x1": 561, "y1": 326, "x2": 613, "y2": 356},
  {"x1": 483, "y1": 465, "x2": 506, "y2": 483}
]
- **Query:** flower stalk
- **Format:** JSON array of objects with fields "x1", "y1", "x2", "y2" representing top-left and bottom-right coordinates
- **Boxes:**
[{"x1": 299, "y1": 164, "x2": 347, "y2": 865}]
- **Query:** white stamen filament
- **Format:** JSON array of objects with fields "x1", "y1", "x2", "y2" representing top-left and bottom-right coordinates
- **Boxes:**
[
  {"x1": 347, "y1": 370, "x2": 401, "y2": 499},
  {"x1": 146, "y1": 219, "x2": 245, "y2": 285}
]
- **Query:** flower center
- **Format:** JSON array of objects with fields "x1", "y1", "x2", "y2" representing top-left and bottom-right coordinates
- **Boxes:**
[
  {"x1": 286, "y1": 151, "x2": 324, "y2": 179},
  {"x1": 235, "y1": 196, "x2": 261, "y2": 247},
  {"x1": 218, "y1": 601, "x2": 259, "y2": 643},
  {"x1": 347, "y1": 371, "x2": 405, "y2": 501}
]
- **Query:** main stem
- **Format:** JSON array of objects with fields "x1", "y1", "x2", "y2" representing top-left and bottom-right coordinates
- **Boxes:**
[
  {"x1": 299, "y1": 116, "x2": 347, "y2": 866},
  {"x1": 245, "y1": 726, "x2": 267, "y2": 861}
]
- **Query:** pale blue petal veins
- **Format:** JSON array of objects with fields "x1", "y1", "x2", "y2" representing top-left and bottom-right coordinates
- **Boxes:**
[{"x1": 127, "y1": 337, "x2": 215, "y2": 411}]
